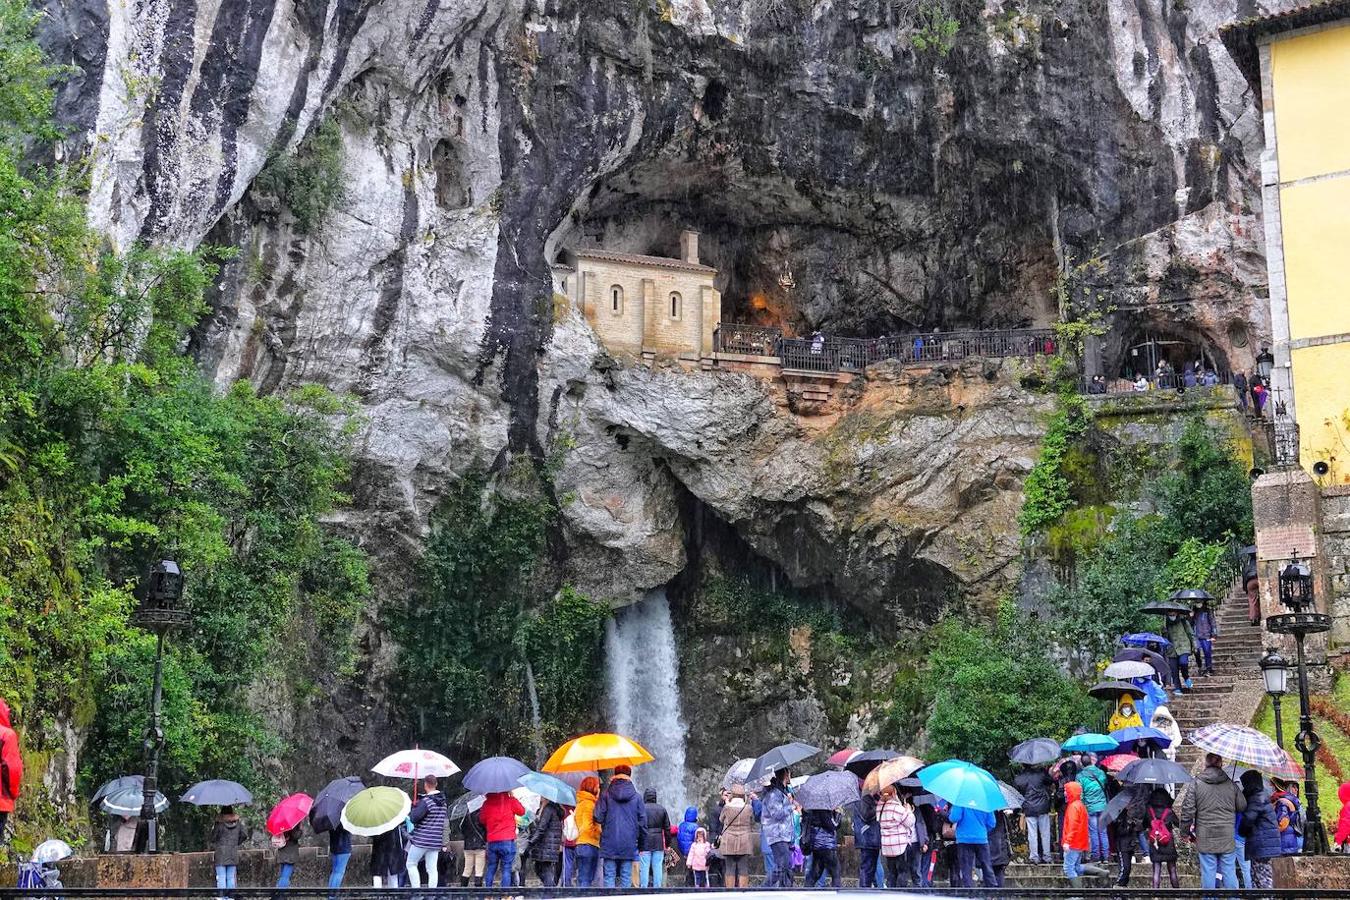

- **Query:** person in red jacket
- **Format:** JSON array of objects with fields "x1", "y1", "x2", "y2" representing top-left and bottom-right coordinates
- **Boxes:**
[
  {"x1": 0, "y1": 699, "x2": 21, "y2": 837},
  {"x1": 1335, "y1": 783, "x2": 1350, "y2": 851},
  {"x1": 478, "y1": 791, "x2": 525, "y2": 888}
]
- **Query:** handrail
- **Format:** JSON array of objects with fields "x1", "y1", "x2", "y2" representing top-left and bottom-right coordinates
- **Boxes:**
[{"x1": 726, "y1": 325, "x2": 1057, "y2": 373}]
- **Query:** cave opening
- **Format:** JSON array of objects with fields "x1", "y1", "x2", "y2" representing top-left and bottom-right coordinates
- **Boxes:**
[
  {"x1": 431, "y1": 138, "x2": 470, "y2": 209},
  {"x1": 1108, "y1": 319, "x2": 1229, "y2": 382}
]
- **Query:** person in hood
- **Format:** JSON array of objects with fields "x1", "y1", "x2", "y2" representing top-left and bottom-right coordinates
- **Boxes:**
[
  {"x1": 1164, "y1": 611, "x2": 1197, "y2": 691},
  {"x1": 850, "y1": 788, "x2": 882, "y2": 887},
  {"x1": 405, "y1": 774, "x2": 448, "y2": 888},
  {"x1": 525, "y1": 796, "x2": 565, "y2": 887},
  {"x1": 1146, "y1": 787, "x2": 1180, "y2": 889},
  {"x1": 803, "y1": 807, "x2": 841, "y2": 887},
  {"x1": 1061, "y1": 782, "x2": 1089, "y2": 886},
  {"x1": 1192, "y1": 600, "x2": 1219, "y2": 677},
  {"x1": 719, "y1": 785, "x2": 754, "y2": 888},
  {"x1": 1181, "y1": 753, "x2": 1247, "y2": 889},
  {"x1": 1012, "y1": 764, "x2": 1054, "y2": 864},
  {"x1": 759, "y1": 769, "x2": 796, "y2": 887},
  {"x1": 1271, "y1": 778, "x2": 1303, "y2": 855},
  {"x1": 0, "y1": 699, "x2": 21, "y2": 836},
  {"x1": 1076, "y1": 755, "x2": 1110, "y2": 861},
  {"x1": 1335, "y1": 783, "x2": 1350, "y2": 852},
  {"x1": 573, "y1": 776, "x2": 602, "y2": 886},
  {"x1": 1150, "y1": 707, "x2": 1182, "y2": 763},
  {"x1": 675, "y1": 805, "x2": 699, "y2": 886},
  {"x1": 594, "y1": 764, "x2": 646, "y2": 888},
  {"x1": 1239, "y1": 770, "x2": 1281, "y2": 889},
  {"x1": 637, "y1": 787, "x2": 672, "y2": 888},
  {"x1": 686, "y1": 826, "x2": 713, "y2": 887},
  {"x1": 210, "y1": 805, "x2": 250, "y2": 890},
  {"x1": 480, "y1": 787, "x2": 526, "y2": 888}
]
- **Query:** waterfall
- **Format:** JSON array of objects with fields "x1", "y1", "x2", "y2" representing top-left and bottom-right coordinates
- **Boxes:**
[
  {"x1": 605, "y1": 588, "x2": 688, "y2": 812},
  {"x1": 524, "y1": 659, "x2": 546, "y2": 768}
]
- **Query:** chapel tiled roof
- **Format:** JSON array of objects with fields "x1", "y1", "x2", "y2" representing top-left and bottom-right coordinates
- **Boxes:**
[{"x1": 573, "y1": 248, "x2": 716, "y2": 274}]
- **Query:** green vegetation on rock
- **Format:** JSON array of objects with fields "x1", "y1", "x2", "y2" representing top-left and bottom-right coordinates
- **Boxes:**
[{"x1": 255, "y1": 117, "x2": 346, "y2": 234}]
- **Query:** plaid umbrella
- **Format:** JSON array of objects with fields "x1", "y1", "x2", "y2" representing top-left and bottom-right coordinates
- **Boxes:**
[
  {"x1": 1188, "y1": 723, "x2": 1285, "y2": 770},
  {"x1": 1263, "y1": 749, "x2": 1305, "y2": 780}
]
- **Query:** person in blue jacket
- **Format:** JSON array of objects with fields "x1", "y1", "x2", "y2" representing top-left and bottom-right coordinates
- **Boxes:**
[
  {"x1": 759, "y1": 770, "x2": 796, "y2": 888},
  {"x1": 593, "y1": 765, "x2": 647, "y2": 888},
  {"x1": 948, "y1": 804, "x2": 996, "y2": 888},
  {"x1": 677, "y1": 806, "x2": 699, "y2": 855},
  {"x1": 851, "y1": 792, "x2": 882, "y2": 888}
]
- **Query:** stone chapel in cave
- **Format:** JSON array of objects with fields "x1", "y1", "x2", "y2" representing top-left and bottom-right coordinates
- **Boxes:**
[{"x1": 553, "y1": 230, "x2": 723, "y2": 359}]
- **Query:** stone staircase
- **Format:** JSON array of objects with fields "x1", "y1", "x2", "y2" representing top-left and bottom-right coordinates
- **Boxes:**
[{"x1": 1004, "y1": 860, "x2": 1200, "y2": 888}]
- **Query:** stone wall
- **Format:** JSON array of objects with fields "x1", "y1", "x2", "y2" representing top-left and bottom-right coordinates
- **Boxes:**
[
  {"x1": 1272, "y1": 853, "x2": 1350, "y2": 889},
  {"x1": 578, "y1": 257, "x2": 718, "y2": 357},
  {"x1": 1088, "y1": 384, "x2": 1252, "y2": 457},
  {"x1": 1320, "y1": 485, "x2": 1350, "y2": 647}
]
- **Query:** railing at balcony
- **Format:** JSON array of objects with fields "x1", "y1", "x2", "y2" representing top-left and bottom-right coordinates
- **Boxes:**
[
  {"x1": 716, "y1": 324, "x2": 1057, "y2": 374},
  {"x1": 1270, "y1": 418, "x2": 1301, "y2": 469},
  {"x1": 1080, "y1": 370, "x2": 1233, "y2": 396}
]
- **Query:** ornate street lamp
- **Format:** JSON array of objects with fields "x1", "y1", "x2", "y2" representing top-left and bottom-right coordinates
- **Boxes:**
[
  {"x1": 1256, "y1": 346, "x2": 1275, "y2": 383},
  {"x1": 1266, "y1": 553, "x2": 1331, "y2": 854},
  {"x1": 129, "y1": 558, "x2": 191, "y2": 853},
  {"x1": 1259, "y1": 647, "x2": 1289, "y2": 749}
]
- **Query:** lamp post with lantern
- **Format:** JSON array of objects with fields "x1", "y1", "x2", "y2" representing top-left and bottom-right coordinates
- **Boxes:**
[
  {"x1": 131, "y1": 558, "x2": 190, "y2": 853},
  {"x1": 1265, "y1": 553, "x2": 1330, "y2": 855},
  {"x1": 1259, "y1": 647, "x2": 1289, "y2": 750}
]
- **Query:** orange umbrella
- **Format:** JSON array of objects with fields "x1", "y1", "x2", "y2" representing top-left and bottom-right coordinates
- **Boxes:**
[
  {"x1": 861, "y1": 755, "x2": 925, "y2": 794},
  {"x1": 543, "y1": 734, "x2": 654, "y2": 773}
]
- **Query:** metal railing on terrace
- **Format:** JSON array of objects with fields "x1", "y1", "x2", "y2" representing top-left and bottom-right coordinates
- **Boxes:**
[
  {"x1": 1080, "y1": 371, "x2": 1233, "y2": 396},
  {"x1": 713, "y1": 324, "x2": 1057, "y2": 374}
]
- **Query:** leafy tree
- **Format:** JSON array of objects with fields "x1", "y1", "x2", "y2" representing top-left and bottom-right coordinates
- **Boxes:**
[{"x1": 1154, "y1": 417, "x2": 1254, "y2": 545}]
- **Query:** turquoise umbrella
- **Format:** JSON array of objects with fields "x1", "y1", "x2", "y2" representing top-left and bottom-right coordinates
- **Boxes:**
[
  {"x1": 1063, "y1": 733, "x2": 1119, "y2": 754},
  {"x1": 518, "y1": 772, "x2": 576, "y2": 806},
  {"x1": 916, "y1": 760, "x2": 1004, "y2": 813}
]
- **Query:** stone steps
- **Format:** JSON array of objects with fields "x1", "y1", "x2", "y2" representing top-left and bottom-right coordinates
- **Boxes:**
[{"x1": 1003, "y1": 862, "x2": 1200, "y2": 889}]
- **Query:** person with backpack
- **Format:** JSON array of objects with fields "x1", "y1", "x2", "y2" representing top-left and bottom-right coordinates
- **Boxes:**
[
  {"x1": 637, "y1": 788, "x2": 672, "y2": 888},
  {"x1": 803, "y1": 807, "x2": 841, "y2": 887},
  {"x1": 1240, "y1": 770, "x2": 1282, "y2": 889},
  {"x1": 560, "y1": 805, "x2": 578, "y2": 886},
  {"x1": 1111, "y1": 785, "x2": 1149, "y2": 887},
  {"x1": 1076, "y1": 756, "x2": 1110, "y2": 862},
  {"x1": 406, "y1": 775, "x2": 449, "y2": 888},
  {"x1": 851, "y1": 789, "x2": 882, "y2": 887},
  {"x1": 1146, "y1": 787, "x2": 1181, "y2": 889},
  {"x1": 0, "y1": 699, "x2": 21, "y2": 838},
  {"x1": 1272, "y1": 778, "x2": 1304, "y2": 854}
]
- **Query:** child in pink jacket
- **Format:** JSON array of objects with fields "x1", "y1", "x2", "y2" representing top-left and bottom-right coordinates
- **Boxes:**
[{"x1": 685, "y1": 827, "x2": 712, "y2": 887}]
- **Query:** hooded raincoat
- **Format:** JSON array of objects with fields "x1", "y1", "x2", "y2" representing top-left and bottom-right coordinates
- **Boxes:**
[
  {"x1": 677, "y1": 806, "x2": 699, "y2": 854},
  {"x1": 594, "y1": 776, "x2": 646, "y2": 861},
  {"x1": 0, "y1": 700, "x2": 21, "y2": 814},
  {"x1": 1062, "y1": 782, "x2": 1089, "y2": 852},
  {"x1": 1336, "y1": 784, "x2": 1350, "y2": 848}
]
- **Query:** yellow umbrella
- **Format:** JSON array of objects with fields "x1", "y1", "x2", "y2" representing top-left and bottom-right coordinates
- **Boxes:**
[
  {"x1": 543, "y1": 733, "x2": 655, "y2": 773},
  {"x1": 862, "y1": 755, "x2": 926, "y2": 795}
]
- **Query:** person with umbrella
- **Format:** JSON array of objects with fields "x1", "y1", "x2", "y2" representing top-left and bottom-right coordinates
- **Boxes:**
[
  {"x1": 1164, "y1": 610, "x2": 1197, "y2": 691},
  {"x1": 594, "y1": 763, "x2": 646, "y2": 888},
  {"x1": 309, "y1": 777, "x2": 362, "y2": 890},
  {"x1": 948, "y1": 802, "x2": 996, "y2": 887},
  {"x1": 480, "y1": 785, "x2": 526, "y2": 888},
  {"x1": 1146, "y1": 787, "x2": 1181, "y2": 889},
  {"x1": 404, "y1": 774, "x2": 448, "y2": 888},
  {"x1": 759, "y1": 768, "x2": 796, "y2": 887},
  {"x1": 1009, "y1": 740, "x2": 1057, "y2": 866},
  {"x1": 274, "y1": 824, "x2": 302, "y2": 887},
  {"x1": 209, "y1": 806, "x2": 250, "y2": 891},
  {"x1": 878, "y1": 784, "x2": 915, "y2": 887},
  {"x1": 1076, "y1": 754, "x2": 1110, "y2": 862},
  {"x1": 1192, "y1": 594, "x2": 1220, "y2": 677},
  {"x1": 1107, "y1": 785, "x2": 1149, "y2": 887},
  {"x1": 525, "y1": 793, "x2": 565, "y2": 887},
  {"x1": 573, "y1": 776, "x2": 602, "y2": 886},
  {"x1": 1239, "y1": 770, "x2": 1281, "y2": 889},
  {"x1": 849, "y1": 786, "x2": 882, "y2": 887},
  {"x1": 1180, "y1": 753, "x2": 1247, "y2": 889},
  {"x1": 802, "y1": 805, "x2": 842, "y2": 887}
]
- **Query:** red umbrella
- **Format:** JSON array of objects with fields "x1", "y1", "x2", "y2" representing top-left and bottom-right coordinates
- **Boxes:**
[
  {"x1": 267, "y1": 792, "x2": 313, "y2": 836},
  {"x1": 1100, "y1": 753, "x2": 1139, "y2": 774},
  {"x1": 826, "y1": 748, "x2": 860, "y2": 768}
]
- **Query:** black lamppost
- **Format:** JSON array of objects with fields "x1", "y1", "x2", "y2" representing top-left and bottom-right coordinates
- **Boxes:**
[
  {"x1": 1255, "y1": 346, "x2": 1275, "y2": 383},
  {"x1": 1266, "y1": 553, "x2": 1330, "y2": 855},
  {"x1": 1259, "y1": 647, "x2": 1289, "y2": 750},
  {"x1": 130, "y1": 558, "x2": 190, "y2": 853}
]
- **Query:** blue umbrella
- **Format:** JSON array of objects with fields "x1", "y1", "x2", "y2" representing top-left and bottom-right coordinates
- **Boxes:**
[
  {"x1": 916, "y1": 760, "x2": 1005, "y2": 813},
  {"x1": 462, "y1": 756, "x2": 530, "y2": 794},
  {"x1": 519, "y1": 772, "x2": 576, "y2": 806},
  {"x1": 181, "y1": 779, "x2": 253, "y2": 806},
  {"x1": 1110, "y1": 726, "x2": 1173, "y2": 749},
  {"x1": 310, "y1": 776, "x2": 366, "y2": 833},
  {"x1": 1063, "y1": 733, "x2": 1119, "y2": 754},
  {"x1": 1120, "y1": 633, "x2": 1170, "y2": 650}
]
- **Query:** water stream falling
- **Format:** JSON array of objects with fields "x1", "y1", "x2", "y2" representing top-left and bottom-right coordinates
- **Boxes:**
[
  {"x1": 604, "y1": 588, "x2": 689, "y2": 812},
  {"x1": 523, "y1": 659, "x2": 546, "y2": 768}
]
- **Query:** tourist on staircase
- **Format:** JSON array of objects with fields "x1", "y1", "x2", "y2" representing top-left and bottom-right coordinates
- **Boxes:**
[
  {"x1": 949, "y1": 801, "x2": 997, "y2": 887},
  {"x1": 1181, "y1": 753, "x2": 1247, "y2": 889},
  {"x1": 1192, "y1": 599, "x2": 1219, "y2": 677},
  {"x1": 594, "y1": 764, "x2": 645, "y2": 888},
  {"x1": 1239, "y1": 770, "x2": 1281, "y2": 889},
  {"x1": 1076, "y1": 755, "x2": 1110, "y2": 862},
  {"x1": 1111, "y1": 785, "x2": 1149, "y2": 887},
  {"x1": 1013, "y1": 764, "x2": 1054, "y2": 865},
  {"x1": 1164, "y1": 611, "x2": 1197, "y2": 691},
  {"x1": 1061, "y1": 782, "x2": 1090, "y2": 887},
  {"x1": 1146, "y1": 787, "x2": 1181, "y2": 889},
  {"x1": 1150, "y1": 707, "x2": 1182, "y2": 763}
]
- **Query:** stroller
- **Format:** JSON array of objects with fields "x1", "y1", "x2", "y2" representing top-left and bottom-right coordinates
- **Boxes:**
[{"x1": 16, "y1": 860, "x2": 63, "y2": 898}]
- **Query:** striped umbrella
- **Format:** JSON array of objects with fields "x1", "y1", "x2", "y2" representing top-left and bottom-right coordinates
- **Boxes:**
[{"x1": 1188, "y1": 723, "x2": 1285, "y2": 770}]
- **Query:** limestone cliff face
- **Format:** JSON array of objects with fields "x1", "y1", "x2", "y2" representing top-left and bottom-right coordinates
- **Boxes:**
[{"x1": 39, "y1": 0, "x2": 1272, "y2": 751}]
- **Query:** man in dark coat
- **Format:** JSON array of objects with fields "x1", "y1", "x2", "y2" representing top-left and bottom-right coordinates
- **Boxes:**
[
  {"x1": 851, "y1": 792, "x2": 882, "y2": 888},
  {"x1": 1013, "y1": 766, "x2": 1055, "y2": 863},
  {"x1": 638, "y1": 788, "x2": 672, "y2": 888},
  {"x1": 1181, "y1": 754, "x2": 1247, "y2": 890},
  {"x1": 525, "y1": 799, "x2": 565, "y2": 887},
  {"x1": 594, "y1": 765, "x2": 646, "y2": 888}
]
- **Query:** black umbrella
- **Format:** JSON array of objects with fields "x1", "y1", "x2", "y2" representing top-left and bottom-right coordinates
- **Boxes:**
[
  {"x1": 1101, "y1": 784, "x2": 1150, "y2": 827},
  {"x1": 449, "y1": 792, "x2": 485, "y2": 819},
  {"x1": 1009, "y1": 738, "x2": 1062, "y2": 766},
  {"x1": 309, "y1": 776, "x2": 365, "y2": 833},
  {"x1": 913, "y1": 793, "x2": 939, "y2": 807},
  {"x1": 843, "y1": 749, "x2": 900, "y2": 778},
  {"x1": 91, "y1": 775, "x2": 144, "y2": 806},
  {"x1": 748, "y1": 742, "x2": 821, "y2": 785},
  {"x1": 1088, "y1": 680, "x2": 1146, "y2": 701},
  {"x1": 1114, "y1": 647, "x2": 1170, "y2": 677},
  {"x1": 1118, "y1": 757, "x2": 1193, "y2": 785},
  {"x1": 896, "y1": 777, "x2": 924, "y2": 789},
  {"x1": 1170, "y1": 588, "x2": 1214, "y2": 605},
  {"x1": 794, "y1": 771, "x2": 861, "y2": 811},
  {"x1": 462, "y1": 756, "x2": 530, "y2": 794},
  {"x1": 1141, "y1": 599, "x2": 1192, "y2": 615},
  {"x1": 181, "y1": 779, "x2": 253, "y2": 806}
]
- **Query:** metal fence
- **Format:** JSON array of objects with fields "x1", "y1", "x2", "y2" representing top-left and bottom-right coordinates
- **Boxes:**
[
  {"x1": 717, "y1": 325, "x2": 1057, "y2": 374},
  {"x1": 1081, "y1": 371, "x2": 1233, "y2": 396},
  {"x1": 1270, "y1": 419, "x2": 1301, "y2": 468},
  {"x1": 0, "y1": 888, "x2": 1344, "y2": 899}
]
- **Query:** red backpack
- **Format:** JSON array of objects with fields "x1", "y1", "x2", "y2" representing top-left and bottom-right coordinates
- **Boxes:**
[{"x1": 1147, "y1": 807, "x2": 1172, "y2": 847}]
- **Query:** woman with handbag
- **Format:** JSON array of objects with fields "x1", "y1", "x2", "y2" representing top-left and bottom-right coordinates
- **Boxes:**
[
  {"x1": 879, "y1": 786, "x2": 916, "y2": 887},
  {"x1": 718, "y1": 785, "x2": 754, "y2": 887}
]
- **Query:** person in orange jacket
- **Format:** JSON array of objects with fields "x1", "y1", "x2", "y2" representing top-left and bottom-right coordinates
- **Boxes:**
[
  {"x1": 1335, "y1": 784, "x2": 1350, "y2": 851},
  {"x1": 573, "y1": 776, "x2": 603, "y2": 886},
  {"x1": 0, "y1": 699, "x2": 22, "y2": 837},
  {"x1": 1062, "y1": 782, "x2": 1109, "y2": 887}
]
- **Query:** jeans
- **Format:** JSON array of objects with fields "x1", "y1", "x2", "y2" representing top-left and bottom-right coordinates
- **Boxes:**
[
  {"x1": 1198, "y1": 850, "x2": 1237, "y2": 890},
  {"x1": 328, "y1": 851, "x2": 350, "y2": 889},
  {"x1": 1026, "y1": 813, "x2": 1051, "y2": 862},
  {"x1": 768, "y1": 841, "x2": 793, "y2": 887},
  {"x1": 911, "y1": 844, "x2": 926, "y2": 887},
  {"x1": 1063, "y1": 848, "x2": 1084, "y2": 879},
  {"x1": 807, "y1": 848, "x2": 840, "y2": 888},
  {"x1": 405, "y1": 845, "x2": 440, "y2": 888},
  {"x1": 214, "y1": 865, "x2": 237, "y2": 890},
  {"x1": 562, "y1": 845, "x2": 575, "y2": 886},
  {"x1": 762, "y1": 836, "x2": 777, "y2": 880},
  {"x1": 1234, "y1": 836, "x2": 1251, "y2": 887},
  {"x1": 485, "y1": 840, "x2": 516, "y2": 888},
  {"x1": 1198, "y1": 638, "x2": 1213, "y2": 671},
  {"x1": 637, "y1": 849, "x2": 665, "y2": 887},
  {"x1": 276, "y1": 863, "x2": 294, "y2": 887},
  {"x1": 1088, "y1": 812, "x2": 1106, "y2": 859},
  {"x1": 956, "y1": 843, "x2": 996, "y2": 887},
  {"x1": 602, "y1": 858, "x2": 633, "y2": 888},
  {"x1": 575, "y1": 845, "x2": 599, "y2": 886},
  {"x1": 691, "y1": 870, "x2": 708, "y2": 887},
  {"x1": 858, "y1": 847, "x2": 880, "y2": 888}
]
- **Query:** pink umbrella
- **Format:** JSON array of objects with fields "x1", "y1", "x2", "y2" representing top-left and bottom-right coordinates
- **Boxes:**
[
  {"x1": 1100, "y1": 753, "x2": 1140, "y2": 774},
  {"x1": 266, "y1": 792, "x2": 313, "y2": 836},
  {"x1": 826, "y1": 748, "x2": 861, "y2": 768}
]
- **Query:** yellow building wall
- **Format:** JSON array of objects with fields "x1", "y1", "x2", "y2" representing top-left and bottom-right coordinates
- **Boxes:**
[
  {"x1": 579, "y1": 258, "x2": 714, "y2": 357},
  {"x1": 1291, "y1": 344, "x2": 1350, "y2": 483},
  {"x1": 1270, "y1": 25, "x2": 1350, "y2": 183},
  {"x1": 1278, "y1": 177, "x2": 1350, "y2": 341}
]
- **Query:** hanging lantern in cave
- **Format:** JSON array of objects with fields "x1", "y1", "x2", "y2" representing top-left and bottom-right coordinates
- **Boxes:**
[{"x1": 778, "y1": 262, "x2": 796, "y2": 291}]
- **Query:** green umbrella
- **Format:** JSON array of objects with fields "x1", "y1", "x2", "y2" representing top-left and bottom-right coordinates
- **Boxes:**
[{"x1": 340, "y1": 786, "x2": 410, "y2": 837}]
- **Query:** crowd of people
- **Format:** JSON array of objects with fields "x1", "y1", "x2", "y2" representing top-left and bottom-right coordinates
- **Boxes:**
[{"x1": 1085, "y1": 360, "x2": 1271, "y2": 415}]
